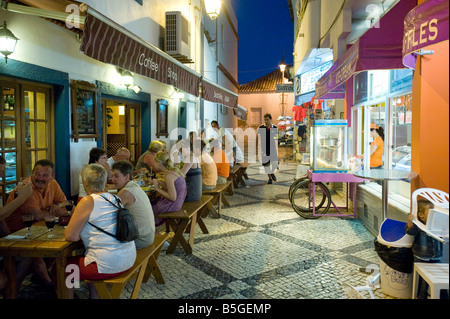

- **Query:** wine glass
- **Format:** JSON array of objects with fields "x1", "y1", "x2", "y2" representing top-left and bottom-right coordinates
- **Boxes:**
[
  {"x1": 44, "y1": 215, "x2": 56, "y2": 238},
  {"x1": 22, "y1": 214, "x2": 34, "y2": 238},
  {"x1": 65, "y1": 200, "x2": 74, "y2": 215}
]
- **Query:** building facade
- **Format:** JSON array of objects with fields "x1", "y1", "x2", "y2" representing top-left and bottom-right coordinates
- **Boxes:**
[
  {"x1": 291, "y1": 0, "x2": 449, "y2": 235},
  {"x1": 0, "y1": 0, "x2": 239, "y2": 201}
]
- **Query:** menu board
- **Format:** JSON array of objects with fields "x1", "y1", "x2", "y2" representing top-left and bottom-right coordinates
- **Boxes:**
[
  {"x1": 156, "y1": 99, "x2": 169, "y2": 138},
  {"x1": 70, "y1": 81, "x2": 99, "y2": 142},
  {"x1": 75, "y1": 89, "x2": 96, "y2": 134}
]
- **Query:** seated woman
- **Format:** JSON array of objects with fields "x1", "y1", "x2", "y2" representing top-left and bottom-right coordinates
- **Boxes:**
[
  {"x1": 135, "y1": 140, "x2": 165, "y2": 174},
  {"x1": 200, "y1": 140, "x2": 217, "y2": 190},
  {"x1": 181, "y1": 132, "x2": 202, "y2": 202},
  {"x1": 149, "y1": 151, "x2": 187, "y2": 227},
  {"x1": 65, "y1": 164, "x2": 136, "y2": 299},
  {"x1": 78, "y1": 147, "x2": 112, "y2": 203},
  {"x1": 0, "y1": 155, "x2": 33, "y2": 291}
]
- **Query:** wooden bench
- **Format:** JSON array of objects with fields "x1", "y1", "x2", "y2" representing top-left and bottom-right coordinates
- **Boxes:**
[
  {"x1": 227, "y1": 165, "x2": 241, "y2": 193},
  {"x1": 158, "y1": 195, "x2": 213, "y2": 254},
  {"x1": 234, "y1": 163, "x2": 250, "y2": 187},
  {"x1": 202, "y1": 181, "x2": 232, "y2": 217},
  {"x1": 85, "y1": 232, "x2": 172, "y2": 299}
]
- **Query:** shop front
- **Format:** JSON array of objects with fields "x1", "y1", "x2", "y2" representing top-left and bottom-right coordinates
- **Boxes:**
[{"x1": 314, "y1": 0, "x2": 417, "y2": 234}]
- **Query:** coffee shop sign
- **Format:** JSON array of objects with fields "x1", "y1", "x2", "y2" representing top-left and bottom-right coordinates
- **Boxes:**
[{"x1": 214, "y1": 91, "x2": 230, "y2": 103}]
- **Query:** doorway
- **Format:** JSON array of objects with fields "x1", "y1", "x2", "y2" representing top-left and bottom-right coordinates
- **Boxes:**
[{"x1": 102, "y1": 99, "x2": 141, "y2": 165}]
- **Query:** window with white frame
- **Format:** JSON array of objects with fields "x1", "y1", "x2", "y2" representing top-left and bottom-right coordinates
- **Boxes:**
[{"x1": 351, "y1": 69, "x2": 413, "y2": 200}]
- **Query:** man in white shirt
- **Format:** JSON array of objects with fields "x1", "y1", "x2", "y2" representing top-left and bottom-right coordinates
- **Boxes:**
[{"x1": 211, "y1": 121, "x2": 243, "y2": 164}]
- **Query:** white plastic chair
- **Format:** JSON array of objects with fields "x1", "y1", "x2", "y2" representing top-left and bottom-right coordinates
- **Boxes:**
[
  {"x1": 341, "y1": 282, "x2": 375, "y2": 299},
  {"x1": 411, "y1": 188, "x2": 449, "y2": 243}
]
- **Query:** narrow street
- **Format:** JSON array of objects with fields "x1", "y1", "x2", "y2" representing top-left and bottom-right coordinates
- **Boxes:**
[{"x1": 15, "y1": 161, "x2": 394, "y2": 300}]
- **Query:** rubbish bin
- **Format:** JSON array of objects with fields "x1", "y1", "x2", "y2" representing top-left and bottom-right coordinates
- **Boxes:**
[{"x1": 375, "y1": 218, "x2": 415, "y2": 299}]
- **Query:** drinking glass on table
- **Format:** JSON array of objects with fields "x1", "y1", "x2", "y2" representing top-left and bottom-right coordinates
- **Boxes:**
[
  {"x1": 22, "y1": 214, "x2": 34, "y2": 238},
  {"x1": 44, "y1": 215, "x2": 56, "y2": 238},
  {"x1": 65, "y1": 200, "x2": 74, "y2": 215}
]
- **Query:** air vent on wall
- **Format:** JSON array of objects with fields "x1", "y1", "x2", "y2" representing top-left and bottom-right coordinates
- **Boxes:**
[{"x1": 165, "y1": 11, "x2": 193, "y2": 63}]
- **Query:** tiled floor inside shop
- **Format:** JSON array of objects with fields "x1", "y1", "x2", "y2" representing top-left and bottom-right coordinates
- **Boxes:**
[{"x1": 9, "y1": 161, "x2": 398, "y2": 299}]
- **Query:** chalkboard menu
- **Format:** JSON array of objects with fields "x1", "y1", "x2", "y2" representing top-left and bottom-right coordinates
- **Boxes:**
[
  {"x1": 156, "y1": 99, "x2": 169, "y2": 138},
  {"x1": 71, "y1": 80, "x2": 99, "y2": 142}
]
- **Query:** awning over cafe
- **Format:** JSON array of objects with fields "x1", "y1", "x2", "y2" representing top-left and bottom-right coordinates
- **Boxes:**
[
  {"x1": 202, "y1": 79, "x2": 238, "y2": 109},
  {"x1": 402, "y1": 0, "x2": 449, "y2": 69},
  {"x1": 79, "y1": 6, "x2": 200, "y2": 97},
  {"x1": 234, "y1": 105, "x2": 247, "y2": 121},
  {"x1": 315, "y1": 0, "x2": 416, "y2": 100}
]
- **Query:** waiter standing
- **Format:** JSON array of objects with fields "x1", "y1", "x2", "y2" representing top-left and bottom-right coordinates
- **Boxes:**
[{"x1": 258, "y1": 113, "x2": 279, "y2": 184}]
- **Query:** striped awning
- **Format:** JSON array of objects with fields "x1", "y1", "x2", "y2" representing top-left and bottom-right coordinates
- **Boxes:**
[
  {"x1": 80, "y1": 10, "x2": 200, "y2": 96},
  {"x1": 202, "y1": 79, "x2": 238, "y2": 109},
  {"x1": 234, "y1": 105, "x2": 247, "y2": 121}
]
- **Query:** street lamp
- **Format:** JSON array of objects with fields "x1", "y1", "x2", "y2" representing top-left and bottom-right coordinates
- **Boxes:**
[
  {"x1": 204, "y1": 0, "x2": 222, "y2": 20},
  {"x1": 0, "y1": 21, "x2": 19, "y2": 63},
  {"x1": 279, "y1": 55, "x2": 287, "y2": 116},
  {"x1": 279, "y1": 56, "x2": 286, "y2": 83}
]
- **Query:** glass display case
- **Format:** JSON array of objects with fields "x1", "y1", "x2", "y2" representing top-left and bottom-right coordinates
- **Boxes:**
[{"x1": 310, "y1": 120, "x2": 348, "y2": 172}]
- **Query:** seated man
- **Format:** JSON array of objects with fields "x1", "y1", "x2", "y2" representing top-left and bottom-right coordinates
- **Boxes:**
[
  {"x1": 4, "y1": 159, "x2": 69, "y2": 232},
  {"x1": 3, "y1": 159, "x2": 70, "y2": 291},
  {"x1": 107, "y1": 147, "x2": 131, "y2": 169},
  {"x1": 210, "y1": 139, "x2": 230, "y2": 185},
  {"x1": 112, "y1": 160, "x2": 156, "y2": 249}
]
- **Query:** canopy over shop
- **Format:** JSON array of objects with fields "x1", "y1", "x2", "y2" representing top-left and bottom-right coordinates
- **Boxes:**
[
  {"x1": 402, "y1": 0, "x2": 449, "y2": 69},
  {"x1": 315, "y1": 0, "x2": 416, "y2": 100}
]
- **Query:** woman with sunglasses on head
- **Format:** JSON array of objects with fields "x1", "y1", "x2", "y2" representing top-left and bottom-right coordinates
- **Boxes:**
[{"x1": 369, "y1": 124, "x2": 384, "y2": 169}]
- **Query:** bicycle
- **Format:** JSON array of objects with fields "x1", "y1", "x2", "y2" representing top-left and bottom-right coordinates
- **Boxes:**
[{"x1": 289, "y1": 176, "x2": 331, "y2": 219}]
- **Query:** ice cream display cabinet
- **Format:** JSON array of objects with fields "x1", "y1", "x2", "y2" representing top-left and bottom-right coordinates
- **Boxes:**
[{"x1": 310, "y1": 120, "x2": 348, "y2": 172}]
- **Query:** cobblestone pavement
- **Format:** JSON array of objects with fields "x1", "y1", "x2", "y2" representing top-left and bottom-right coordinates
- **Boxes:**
[{"x1": 9, "y1": 161, "x2": 396, "y2": 300}]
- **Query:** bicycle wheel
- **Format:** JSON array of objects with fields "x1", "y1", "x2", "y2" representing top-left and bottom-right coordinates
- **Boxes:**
[
  {"x1": 288, "y1": 175, "x2": 308, "y2": 203},
  {"x1": 290, "y1": 179, "x2": 331, "y2": 219}
]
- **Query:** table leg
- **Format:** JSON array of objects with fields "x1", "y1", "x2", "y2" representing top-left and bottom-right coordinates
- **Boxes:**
[
  {"x1": 381, "y1": 179, "x2": 388, "y2": 219},
  {"x1": 3, "y1": 256, "x2": 17, "y2": 299},
  {"x1": 55, "y1": 257, "x2": 69, "y2": 299},
  {"x1": 312, "y1": 182, "x2": 316, "y2": 216}
]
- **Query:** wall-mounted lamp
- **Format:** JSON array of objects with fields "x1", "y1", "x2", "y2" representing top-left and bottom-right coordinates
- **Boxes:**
[
  {"x1": 0, "y1": 21, "x2": 19, "y2": 63},
  {"x1": 133, "y1": 85, "x2": 142, "y2": 94},
  {"x1": 204, "y1": 0, "x2": 222, "y2": 20},
  {"x1": 121, "y1": 71, "x2": 134, "y2": 90}
]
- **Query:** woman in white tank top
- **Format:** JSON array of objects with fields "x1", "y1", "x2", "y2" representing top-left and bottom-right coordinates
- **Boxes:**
[{"x1": 65, "y1": 164, "x2": 136, "y2": 299}]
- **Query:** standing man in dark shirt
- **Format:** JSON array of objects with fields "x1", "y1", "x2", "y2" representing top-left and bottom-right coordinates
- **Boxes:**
[{"x1": 258, "y1": 113, "x2": 278, "y2": 184}]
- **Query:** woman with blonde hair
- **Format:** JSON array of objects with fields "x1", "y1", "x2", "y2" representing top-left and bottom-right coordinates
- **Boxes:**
[
  {"x1": 149, "y1": 151, "x2": 187, "y2": 226},
  {"x1": 136, "y1": 140, "x2": 165, "y2": 173}
]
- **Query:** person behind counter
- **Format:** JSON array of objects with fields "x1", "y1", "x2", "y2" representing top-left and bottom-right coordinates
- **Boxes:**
[{"x1": 355, "y1": 124, "x2": 384, "y2": 169}]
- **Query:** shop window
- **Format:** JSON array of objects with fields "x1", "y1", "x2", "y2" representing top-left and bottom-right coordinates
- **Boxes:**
[
  {"x1": 351, "y1": 70, "x2": 413, "y2": 201},
  {"x1": 0, "y1": 80, "x2": 52, "y2": 203}
]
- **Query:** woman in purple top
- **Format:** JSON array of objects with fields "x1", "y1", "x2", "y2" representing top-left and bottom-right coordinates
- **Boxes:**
[{"x1": 150, "y1": 151, "x2": 187, "y2": 226}]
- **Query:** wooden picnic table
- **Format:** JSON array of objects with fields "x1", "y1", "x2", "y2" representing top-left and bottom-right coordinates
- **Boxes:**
[{"x1": 0, "y1": 222, "x2": 83, "y2": 299}]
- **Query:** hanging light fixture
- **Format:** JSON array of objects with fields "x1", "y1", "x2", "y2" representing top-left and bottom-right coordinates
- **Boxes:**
[
  {"x1": 0, "y1": 21, "x2": 19, "y2": 63},
  {"x1": 204, "y1": 0, "x2": 222, "y2": 20},
  {"x1": 121, "y1": 71, "x2": 134, "y2": 90}
]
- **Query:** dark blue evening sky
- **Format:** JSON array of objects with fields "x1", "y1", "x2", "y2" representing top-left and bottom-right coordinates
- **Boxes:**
[{"x1": 231, "y1": 0, "x2": 294, "y2": 85}]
